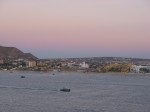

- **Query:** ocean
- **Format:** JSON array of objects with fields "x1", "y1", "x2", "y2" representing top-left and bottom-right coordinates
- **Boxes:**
[{"x1": 0, "y1": 71, "x2": 150, "y2": 112}]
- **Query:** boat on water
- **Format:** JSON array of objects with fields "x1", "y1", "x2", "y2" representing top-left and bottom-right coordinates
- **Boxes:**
[
  {"x1": 60, "y1": 88, "x2": 71, "y2": 92},
  {"x1": 20, "y1": 76, "x2": 25, "y2": 78}
]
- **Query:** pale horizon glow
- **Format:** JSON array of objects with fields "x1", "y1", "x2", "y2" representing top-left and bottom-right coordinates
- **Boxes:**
[{"x1": 0, "y1": 0, "x2": 150, "y2": 58}]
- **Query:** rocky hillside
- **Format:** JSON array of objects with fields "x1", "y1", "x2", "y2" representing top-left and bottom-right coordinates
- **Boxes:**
[{"x1": 0, "y1": 46, "x2": 38, "y2": 60}]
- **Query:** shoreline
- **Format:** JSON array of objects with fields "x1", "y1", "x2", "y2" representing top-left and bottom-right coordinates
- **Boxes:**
[{"x1": 0, "y1": 70, "x2": 149, "y2": 76}]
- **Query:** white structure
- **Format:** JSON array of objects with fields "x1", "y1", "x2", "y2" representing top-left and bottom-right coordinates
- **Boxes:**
[
  {"x1": 80, "y1": 62, "x2": 89, "y2": 69},
  {"x1": 67, "y1": 62, "x2": 75, "y2": 67},
  {"x1": 130, "y1": 65, "x2": 150, "y2": 73}
]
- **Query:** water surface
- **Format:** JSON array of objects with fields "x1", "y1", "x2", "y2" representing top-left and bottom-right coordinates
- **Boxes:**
[{"x1": 0, "y1": 71, "x2": 150, "y2": 112}]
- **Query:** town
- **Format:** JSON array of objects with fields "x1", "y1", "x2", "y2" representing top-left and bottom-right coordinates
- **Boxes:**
[
  {"x1": 0, "y1": 46, "x2": 150, "y2": 73},
  {"x1": 1, "y1": 57, "x2": 150, "y2": 74}
]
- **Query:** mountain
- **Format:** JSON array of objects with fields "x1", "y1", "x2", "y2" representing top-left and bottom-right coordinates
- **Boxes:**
[{"x1": 0, "y1": 46, "x2": 38, "y2": 60}]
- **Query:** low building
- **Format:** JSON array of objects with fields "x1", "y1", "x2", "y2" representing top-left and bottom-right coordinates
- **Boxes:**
[
  {"x1": 67, "y1": 62, "x2": 76, "y2": 68},
  {"x1": 130, "y1": 65, "x2": 150, "y2": 73},
  {"x1": 37, "y1": 60, "x2": 48, "y2": 66},
  {"x1": 61, "y1": 62, "x2": 68, "y2": 67}
]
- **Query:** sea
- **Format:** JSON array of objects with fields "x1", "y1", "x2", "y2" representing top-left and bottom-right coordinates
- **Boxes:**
[{"x1": 0, "y1": 71, "x2": 150, "y2": 112}]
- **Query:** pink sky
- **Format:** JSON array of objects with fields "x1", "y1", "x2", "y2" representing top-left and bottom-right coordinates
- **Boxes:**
[{"x1": 0, "y1": 0, "x2": 150, "y2": 58}]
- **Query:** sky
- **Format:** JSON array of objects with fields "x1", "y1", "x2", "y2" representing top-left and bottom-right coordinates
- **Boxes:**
[{"x1": 0, "y1": 0, "x2": 150, "y2": 58}]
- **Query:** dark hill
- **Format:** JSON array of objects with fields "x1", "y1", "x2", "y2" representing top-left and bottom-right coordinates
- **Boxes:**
[{"x1": 0, "y1": 46, "x2": 38, "y2": 60}]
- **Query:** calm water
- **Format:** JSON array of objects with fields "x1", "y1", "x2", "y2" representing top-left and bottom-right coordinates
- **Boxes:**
[{"x1": 0, "y1": 71, "x2": 150, "y2": 112}]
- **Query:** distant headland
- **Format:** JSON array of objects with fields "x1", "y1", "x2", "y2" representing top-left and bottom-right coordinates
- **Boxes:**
[{"x1": 0, "y1": 46, "x2": 38, "y2": 60}]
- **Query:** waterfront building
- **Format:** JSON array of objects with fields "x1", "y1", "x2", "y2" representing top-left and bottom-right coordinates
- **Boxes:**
[
  {"x1": 67, "y1": 62, "x2": 76, "y2": 68},
  {"x1": 130, "y1": 65, "x2": 150, "y2": 73},
  {"x1": 26, "y1": 60, "x2": 37, "y2": 67},
  {"x1": 80, "y1": 62, "x2": 89, "y2": 69}
]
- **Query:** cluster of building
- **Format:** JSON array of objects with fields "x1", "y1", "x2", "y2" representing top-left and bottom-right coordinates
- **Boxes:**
[
  {"x1": 0, "y1": 58, "x2": 90, "y2": 72},
  {"x1": 1, "y1": 57, "x2": 150, "y2": 73},
  {"x1": 0, "y1": 58, "x2": 36, "y2": 70}
]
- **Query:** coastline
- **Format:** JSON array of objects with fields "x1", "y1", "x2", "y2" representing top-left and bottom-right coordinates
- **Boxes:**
[{"x1": 0, "y1": 69, "x2": 149, "y2": 76}]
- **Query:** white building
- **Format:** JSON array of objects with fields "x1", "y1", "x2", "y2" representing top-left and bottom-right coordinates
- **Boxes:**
[
  {"x1": 80, "y1": 62, "x2": 89, "y2": 69},
  {"x1": 130, "y1": 65, "x2": 150, "y2": 73},
  {"x1": 67, "y1": 62, "x2": 75, "y2": 68}
]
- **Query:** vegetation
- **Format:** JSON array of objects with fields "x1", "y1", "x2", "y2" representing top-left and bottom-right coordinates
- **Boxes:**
[{"x1": 99, "y1": 63, "x2": 131, "y2": 73}]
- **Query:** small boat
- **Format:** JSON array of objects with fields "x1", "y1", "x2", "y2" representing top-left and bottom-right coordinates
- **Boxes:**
[
  {"x1": 20, "y1": 76, "x2": 25, "y2": 78},
  {"x1": 60, "y1": 88, "x2": 71, "y2": 92}
]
